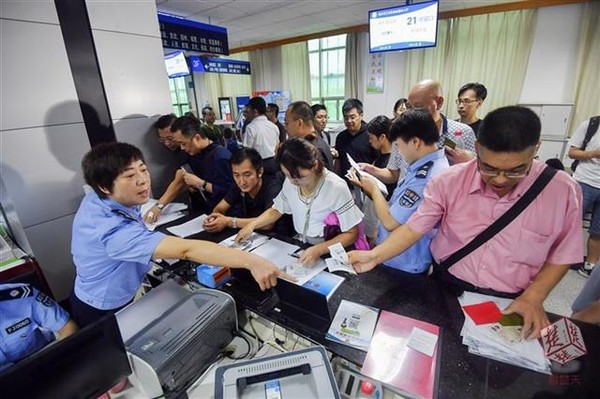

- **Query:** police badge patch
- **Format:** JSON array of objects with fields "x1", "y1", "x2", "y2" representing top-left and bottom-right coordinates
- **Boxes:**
[
  {"x1": 36, "y1": 292, "x2": 55, "y2": 307},
  {"x1": 399, "y1": 189, "x2": 421, "y2": 208}
]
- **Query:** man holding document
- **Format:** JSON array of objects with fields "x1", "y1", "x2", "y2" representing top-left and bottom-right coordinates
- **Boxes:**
[{"x1": 349, "y1": 106, "x2": 583, "y2": 339}]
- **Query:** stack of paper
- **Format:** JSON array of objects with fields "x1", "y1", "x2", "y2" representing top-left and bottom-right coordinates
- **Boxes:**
[
  {"x1": 166, "y1": 214, "x2": 208, "y2": 237},
  {"x1": 458, "y1": 292, "x2": 551, "y2": 374},
  {"x1": 219, "y1": 234, "x2": 327, "y2": 286},
  {"x1": 326, "y1": 300, "x2": 379, "y2": 351},
  {"x1": 142, "y1": 200, "x2": 187, "y2": 231}
]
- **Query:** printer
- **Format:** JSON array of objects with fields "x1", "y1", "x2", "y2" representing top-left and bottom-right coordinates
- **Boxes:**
[{"x1": 116, "y1": 280, "x2": 236, "y2": 398}]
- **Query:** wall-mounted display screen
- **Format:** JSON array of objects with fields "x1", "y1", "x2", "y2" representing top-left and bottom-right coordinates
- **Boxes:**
[
  {"x1": 164, "y1": 51, "x2": 190, "y2": 78},
  {"x1": 369, "y1": 0, "x2": 439, "y2": 53}
]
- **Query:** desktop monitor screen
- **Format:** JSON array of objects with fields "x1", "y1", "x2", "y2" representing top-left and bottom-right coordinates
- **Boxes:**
[
  {"x1": 369, "y1": 0, "x2": 439, "y2": 53},
  {"x1": 0, "y1": 314, "x2": 131, "y2": 399},
  {"x1": 165, "y1": 50, "x2": 190, "y2": 78}
]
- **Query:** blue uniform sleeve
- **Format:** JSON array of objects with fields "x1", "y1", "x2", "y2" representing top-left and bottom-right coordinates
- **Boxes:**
[
  {"x1": 30, "y1": 287, "x2": 70, "y2": 333},
  {"x1": 102, "y1": 218, "x2": 166, "y2": 264}
]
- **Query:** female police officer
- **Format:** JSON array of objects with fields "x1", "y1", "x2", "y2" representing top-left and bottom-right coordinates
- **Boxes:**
[{"x1": 69, "y1": 142, "x2": 290, "y2": 326}]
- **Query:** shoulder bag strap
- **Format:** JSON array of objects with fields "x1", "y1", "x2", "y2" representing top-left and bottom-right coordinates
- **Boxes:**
[
  {"x1": 581, "y1": 115, "x2": 600, "y2": 151},
  {"x1": 439, "y1": 166, "x2": 558, "y2": 269}
]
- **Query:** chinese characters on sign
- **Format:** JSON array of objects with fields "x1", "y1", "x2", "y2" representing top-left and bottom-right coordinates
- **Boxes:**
[
  {"x1": 158, "y1": 13, "x2": 229, "y2": 55},
  {"x1": 188, "y1": 56, "x2": 251, "y2": 75}
]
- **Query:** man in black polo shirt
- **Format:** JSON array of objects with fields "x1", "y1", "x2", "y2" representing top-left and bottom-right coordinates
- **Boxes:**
[
  {"x1": 203, "y1": 148, "x2": 282, "y2": 232},
  {"x1": 334, "y1": 98, "x2": 377, "y2": 179}
]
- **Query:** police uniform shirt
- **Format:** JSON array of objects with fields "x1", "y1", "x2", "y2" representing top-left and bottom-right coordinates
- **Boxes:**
[
  {"x1": 377, "y1": 149, "x2": 449, "y2": 273},
  {"x1": 71, "y1": 192, "x2": 166, "y2": 311},
  {"x1": 0, "y1": 283, "x2": 69, "y2": 368}
]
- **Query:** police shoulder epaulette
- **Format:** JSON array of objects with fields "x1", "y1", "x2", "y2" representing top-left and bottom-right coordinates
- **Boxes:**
[
  {"x1": 0, "y1": 284, "x2": 33, "y2": 301},
  {"x1": 415, "y1": 161, "x2": 434, "y2": 179}
]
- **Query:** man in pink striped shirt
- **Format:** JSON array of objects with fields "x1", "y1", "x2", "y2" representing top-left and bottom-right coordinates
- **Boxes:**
[{"x1": 350, "y1": 106, "x2": 583, "y2": 339}]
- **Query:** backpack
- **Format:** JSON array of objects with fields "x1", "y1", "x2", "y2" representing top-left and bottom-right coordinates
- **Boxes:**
[{"x1": 571, "y1": 116, "x2": 600, "y2": 172}]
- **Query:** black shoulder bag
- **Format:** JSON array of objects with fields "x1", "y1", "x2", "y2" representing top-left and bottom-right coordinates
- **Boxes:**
[{"x1": 571, "y1": 116, "x2": 600, "y2": 172}]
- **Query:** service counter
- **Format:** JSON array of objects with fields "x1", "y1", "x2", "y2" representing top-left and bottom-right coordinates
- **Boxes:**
[{"x1": 158, "y1": 221, "x2": 600, "y2": 399}]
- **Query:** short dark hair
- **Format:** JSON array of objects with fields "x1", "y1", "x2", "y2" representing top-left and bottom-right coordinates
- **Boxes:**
[
  {"x1": 288, "y1": 101, "x2": 314, "y2": 125},
  {"x1": 82, "y1": 142, "x2": 145, "y2": 199},
  {"x1": 311, "y1": 104, "x2": 327, "y2": 115},
  {"x1": 478, "y1": 106, "x2": 540, "y2": 152},
  {"x1": 170, "y1": 116, "x2": 206, "y2": 139},
  {"x1": 230, "y1": 147, "x2": 263, "y2": 171},
  {"x1": 458, "y1": 82, "x2": 487, "y2": 101},
  {"x1": 154, "y1": 114, "x2": 176, "y2": 129},
  {"x1": 393, "y1": 98, "x2": 409, "y2": 113},
  {"x1": 267, "y1": 103, "x2": 279, "y2": 115},
  {"x1": 367, "y1": 115, "x2": 392, "y2": 139},
  {"x1": 276, "y1": 137, "x2": 324, "y2": 179},
  {"x1": 247, "y1": 97, "x2": 267, "y2": 114},
  {"x1": 223, "y1": 127, "x2": 234, "y2": 139},
  {"x1": 201, "y1": 106, "x2": 213, "y2": 115},
  {"x1": 389, "y1": 108, "x2": 439, "y2": 145},
  {"x1": 342, "y1": 98, "x2": 363, "y2": 115}
]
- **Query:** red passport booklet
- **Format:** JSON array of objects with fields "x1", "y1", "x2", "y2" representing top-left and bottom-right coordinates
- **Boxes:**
[
  {"x1": 361, "y1": 311, "x2": 440, "y2": 399},
  {"x1": 462, "y1": 301, "x2": 502, "y2": 325}
]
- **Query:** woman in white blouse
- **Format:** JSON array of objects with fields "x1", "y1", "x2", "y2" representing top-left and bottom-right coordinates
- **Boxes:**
[{"x1": 236, "y1": 137, "x2": 363, "y2": 265}]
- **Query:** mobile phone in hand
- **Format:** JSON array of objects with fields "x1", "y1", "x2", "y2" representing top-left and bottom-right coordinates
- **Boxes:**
[{"x1": 443, "y1": 136, "x2": 457, "y2": 149}]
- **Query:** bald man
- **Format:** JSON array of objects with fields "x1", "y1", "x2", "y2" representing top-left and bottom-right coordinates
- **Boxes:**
[{"x1": 360, "y1": 79, "x2": 476, "y2": 185}]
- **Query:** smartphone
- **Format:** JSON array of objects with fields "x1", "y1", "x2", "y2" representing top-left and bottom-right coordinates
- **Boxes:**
[
  {"x1": 180, "y1": 164, "x2": 193, "y2": 173},
  {"x1": 443, "y1": 136, "x2": 457, "y2": 149}
]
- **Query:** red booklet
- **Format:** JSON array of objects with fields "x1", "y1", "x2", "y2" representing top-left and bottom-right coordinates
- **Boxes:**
[{"x1": 360, "y1": 311, "x2": 440, "y2": 399}]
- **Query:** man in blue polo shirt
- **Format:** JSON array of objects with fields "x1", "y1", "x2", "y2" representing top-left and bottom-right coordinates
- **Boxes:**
[
  {"x1": 1, "y1": 283, "x2": 78, "y2": 370},
  {"x1": 349, "y1": 109, "x2": 449, "y2": 273},
  {"x1": 70, "y1": 142, "x2": 291, "y2": 327}
]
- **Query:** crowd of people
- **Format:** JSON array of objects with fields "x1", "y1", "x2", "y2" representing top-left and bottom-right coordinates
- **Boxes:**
[{"x1": 3, "y1": 78, "x2": 598, "y2": 376}]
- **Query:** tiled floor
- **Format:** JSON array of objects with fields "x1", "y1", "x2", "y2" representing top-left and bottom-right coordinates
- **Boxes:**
[{"x1": 544, "y1": 269, "x2": 588, "y2": 317}]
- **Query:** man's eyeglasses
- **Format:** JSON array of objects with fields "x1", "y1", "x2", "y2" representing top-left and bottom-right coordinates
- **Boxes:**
[
  {"x1": 158, "y1": 136, "x2": 174, "y2": 144},
  {"x1": 455, "y1": 98, "x2": 479, "y2": 105},
  {"x1": 477, "y1": 158, "x2": 531, "y2": 179}
]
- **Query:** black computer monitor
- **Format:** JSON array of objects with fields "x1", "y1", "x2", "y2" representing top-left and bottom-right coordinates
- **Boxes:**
[{"x1": 0, "y1": 314, "x2": 131, "y2": 399}]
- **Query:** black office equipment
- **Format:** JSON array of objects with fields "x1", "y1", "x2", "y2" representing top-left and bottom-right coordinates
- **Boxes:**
[{"x1": 0, "y1": 314, "x2": 131, "y2": 399}]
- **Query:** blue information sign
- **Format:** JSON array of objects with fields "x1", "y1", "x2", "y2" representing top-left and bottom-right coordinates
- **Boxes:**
[
  {"x1": 158, "y1": 13, "x2": 229, "y2": 55},
  {"x1": 189, "y1": 56, "x2": 251, "y2": 75}
]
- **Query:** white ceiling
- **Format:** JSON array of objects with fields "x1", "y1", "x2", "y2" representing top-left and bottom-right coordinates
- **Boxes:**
[{"x1": 155, "y1": 0, "x2": 524, "y2": 51}]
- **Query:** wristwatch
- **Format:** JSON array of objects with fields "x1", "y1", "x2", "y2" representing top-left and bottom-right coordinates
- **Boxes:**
[{"x1": 156, "y1": 203, "x2": 165, "y2": 210}]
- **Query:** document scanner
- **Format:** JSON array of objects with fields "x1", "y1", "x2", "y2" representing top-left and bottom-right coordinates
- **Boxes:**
[
  {"x1": 116, "y1": 280, "x2": 236, "y2": 398},
  {"x1": 214, "y1": 347, "x2": 340, "y2": 399}
]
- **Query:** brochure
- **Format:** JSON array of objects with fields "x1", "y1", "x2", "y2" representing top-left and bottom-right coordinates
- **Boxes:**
[{"x1": 326, "y1": 300, "x2": 379, "y2": 351}]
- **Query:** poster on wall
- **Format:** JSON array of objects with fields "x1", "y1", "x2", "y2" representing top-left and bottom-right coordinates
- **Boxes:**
[
  {"x1": 252, "y1": 91, "x2": 291, "y2": 123},
  {"x1": 366, "y1": 53, "x2": 385, "y2": 94}
]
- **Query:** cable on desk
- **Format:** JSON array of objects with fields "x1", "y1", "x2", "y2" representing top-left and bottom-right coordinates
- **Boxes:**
[{"x1": 224, "y1": 330, "x2": 254, "y2": 360}]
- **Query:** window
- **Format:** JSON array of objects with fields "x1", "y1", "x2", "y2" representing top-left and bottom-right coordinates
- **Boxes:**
[
  {"x1": 169, "y1": 76, "x2": 190, "y2": 117},
  {"x1": 309, "y1": 34, "x2": 346, "y2": 123}
]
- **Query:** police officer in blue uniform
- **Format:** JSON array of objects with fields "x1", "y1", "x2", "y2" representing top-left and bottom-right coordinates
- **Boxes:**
[
  {"x1": 0, "y1": 283, "x2": 77, "y2": 370},
  {"x1": 349, "y1": 109, "x2": 449, "y2": 273},
  {"x1": 69, "y1": 142, "x2": 292, "y2": 327}
]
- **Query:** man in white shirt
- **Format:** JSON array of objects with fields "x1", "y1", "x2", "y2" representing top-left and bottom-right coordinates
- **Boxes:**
[
  {"x1": 568, "y1": 116, "x2": 600, "y2": 277},
  {"x1": 243, "y1": 97, "x2": 280, "y2": 176}
]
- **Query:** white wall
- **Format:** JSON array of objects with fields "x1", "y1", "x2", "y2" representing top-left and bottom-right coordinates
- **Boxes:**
[
  {"x1": 361, "y1": 3, "x2": 584, "y2": 122},
  {"x1": 0, "y1": 0, "x2": 89, "y2": 300},
  {"x1": 519, "y1": 3, "x2": 583, "y2": 105}
]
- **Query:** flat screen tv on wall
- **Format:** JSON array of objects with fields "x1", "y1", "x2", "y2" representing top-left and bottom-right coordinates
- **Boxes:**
[{"x1": 369, "y1": 0, "x2": 439, "y2": 53}]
